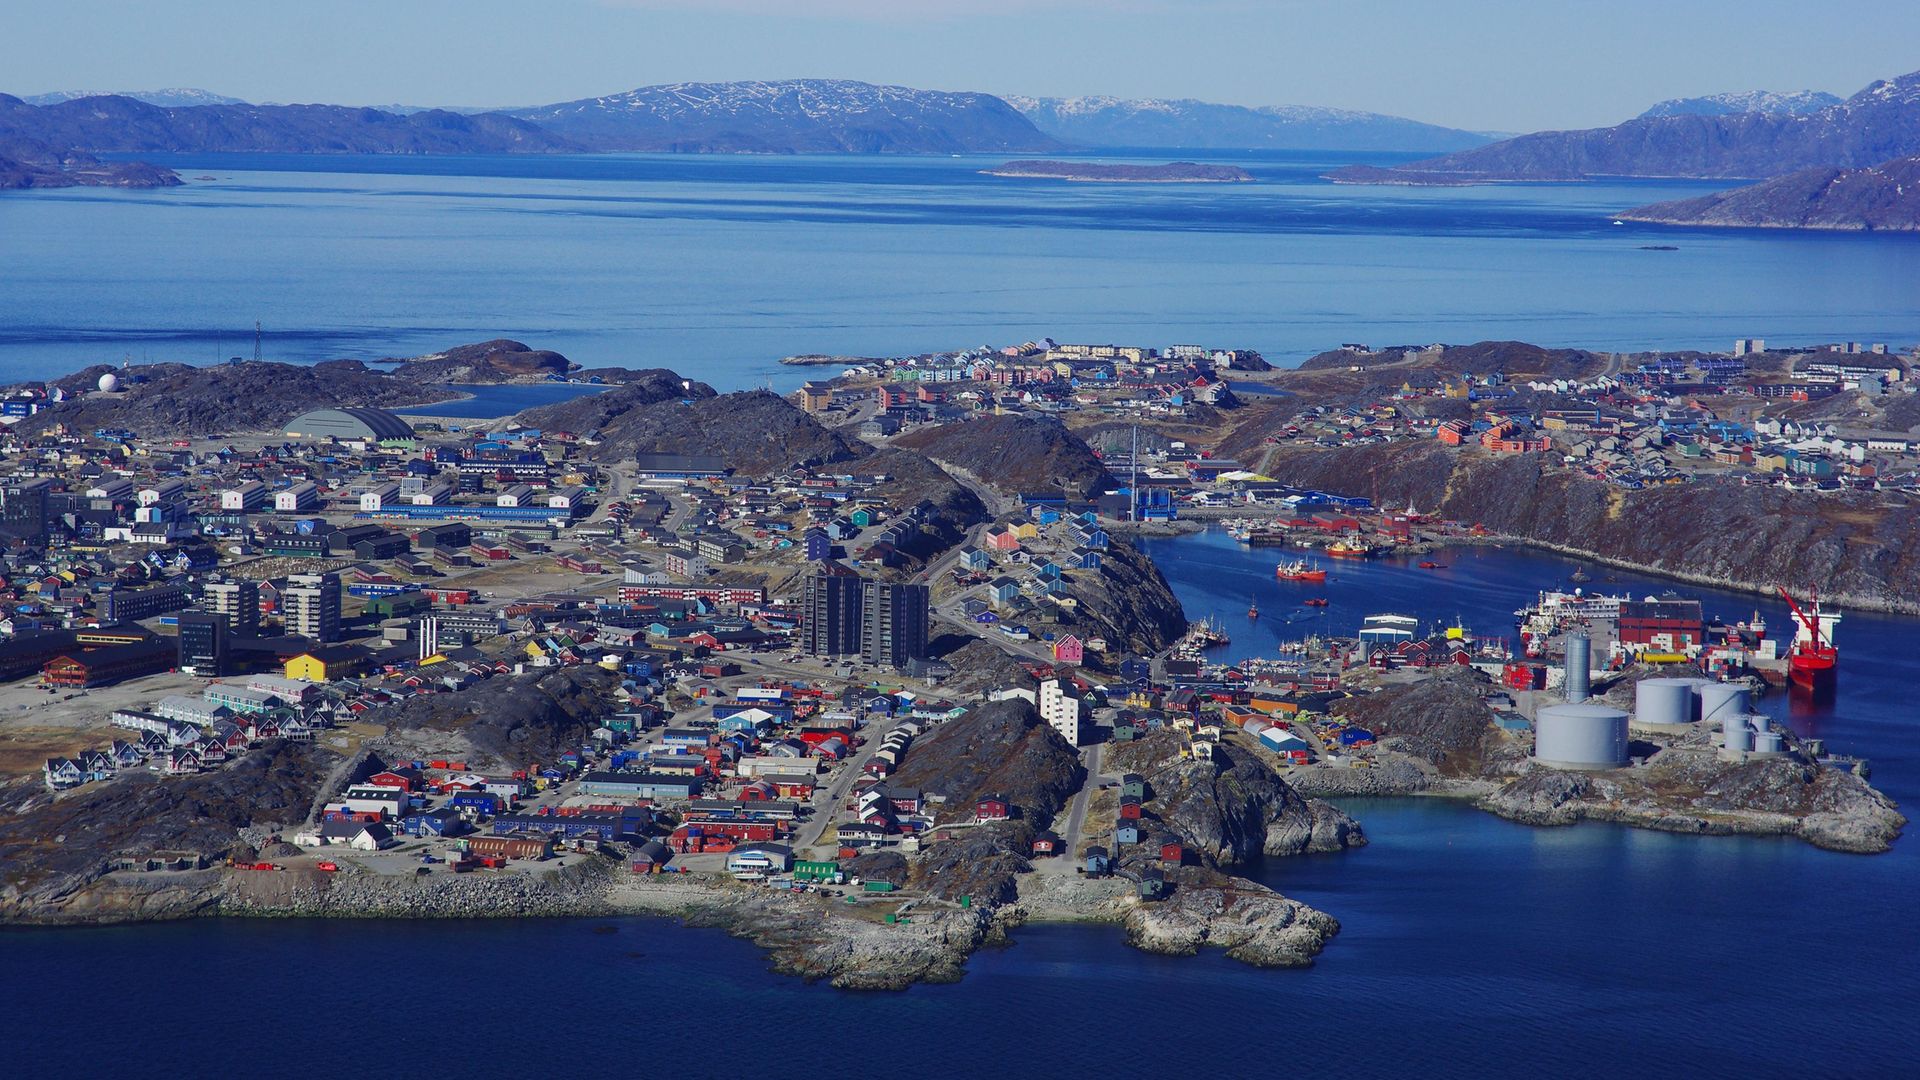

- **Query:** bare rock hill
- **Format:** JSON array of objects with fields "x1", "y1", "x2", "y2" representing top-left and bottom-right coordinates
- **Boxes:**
[
  {"x1": 889, "y1": 699, "x2": 1083, "y2": 829},
  {"x1": 893, "y1": 414, "x2": 1113, "y2": 499},
  {"x1": 13, "y1": 359, "x2": 444, "y2": 435},
  {"x1": 391, "y1": 339, "x2": 575, "y2": 382}
]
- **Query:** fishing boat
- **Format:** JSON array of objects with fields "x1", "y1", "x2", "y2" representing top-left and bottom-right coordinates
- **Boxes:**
[
  {"x1": 1570, "y1": 567, "x2": 1591, "y2": 583},
  {"x1": 1275, "y1": 558, "x2": 1328, "y2": 582},
  {"x1": 1326, "y1": 538, "x2": 1377, "y2": 559},
  {"x1": 1247, "y1": 600, "x2": 1260, "y2": 619}
]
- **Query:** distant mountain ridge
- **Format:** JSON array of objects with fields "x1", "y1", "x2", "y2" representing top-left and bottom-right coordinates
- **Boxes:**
[
  {"x1": 23, "y1": 87, "x2": 247, "y2": 108},
  {"x1": 1620, "y1": 155, "x2": 1920, "y2": 231},
  {"x1": 1637, "y1": 89, "x2": 1843, "y2": 120},
  {"x1": 0, "y1": 93, "x2": 573, "y2": 155},
  {"x1": 1006, "y1": 94, "x2": 1493, "y2": 151},
  {"x1": 510, "y1": 79, "x2": 1059, "y2": 153},
  {"x1": 1329, "y1": 69, "x2": 1920, "y2": 184}
]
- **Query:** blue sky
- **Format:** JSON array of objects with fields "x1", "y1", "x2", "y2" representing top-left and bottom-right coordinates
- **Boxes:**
[{"x1": 6, "y1": 0, "x2": 1915, "y2": 131}]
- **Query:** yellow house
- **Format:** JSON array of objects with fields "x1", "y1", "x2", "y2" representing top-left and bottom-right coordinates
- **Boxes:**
[{"x1": 1012, "y1": 522, "x2": 1039, "y2": 540}]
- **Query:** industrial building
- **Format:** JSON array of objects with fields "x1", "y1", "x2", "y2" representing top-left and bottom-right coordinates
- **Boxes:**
[{"x1": 283, "y1": 407, "x2": 418, "y2": 448}]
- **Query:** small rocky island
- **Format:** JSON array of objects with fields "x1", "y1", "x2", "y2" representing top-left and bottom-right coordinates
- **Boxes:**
[{"x1": 982, "y1": 159, "x2": 1254, "y2": 183}]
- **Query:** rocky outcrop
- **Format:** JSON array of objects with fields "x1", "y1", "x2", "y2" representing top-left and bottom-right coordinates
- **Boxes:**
[
  {"x1": 888, "y1": 699, "x2": 1083, "y2": 828},
  {"x1": 1123, "y1": 869, "x2": 1340, "y2": 967},
  {"x1": 1621, "y1": 155, "x2": 1920, "y2": 231},
  {"x1": 1106, "y1": 732, "x2": 1365, "y2": 865},
  {"x1": 1481, "y1": 748, "x2": 1907, "y2": 854},
  {"x1": 527, "y1": 388, "x2": 863, "y2": 475},
  {"x1": 1330, "y1": 667, "x2": 1522, "y2": 779},
  {"x1": 369, "y1": 666, "x2": 625, "y2": 772},
  {"x1": 391, "y1": 339, "x2": 574, "y2": 382},
  {"x1": 0, "y1": 150, "x2": 180, "y2": 189},
  {"x1": 1051, "y1": 538, "x2": 1190, "y2": 661},
  {"x1": 893, "y1": 414, "x2": 1113, "y2": 500},
  {"x1": 11, "y1": 358, "x2": 444, "y2": 436},
  {"x1": 0, "y1": 740, "x2": 341, "y2": 921}
]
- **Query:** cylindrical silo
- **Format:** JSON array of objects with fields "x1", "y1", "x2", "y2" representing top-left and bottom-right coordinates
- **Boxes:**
[
  {"x1": 1723, "y1": 716, "x2": 1753, "y2": 753},
  {"x1": 1535, "y1": 703, "x2": 1630, "y2": 769},
  {"x1": 1635, "y1": 678, "x2": 1696, "y2": 728},
  {"x1": 1565, "y1": 634, "x2": 1592, "y2": 703},
  {"x1": 1750, "y1": 715, "x2": 1770, "y2": 736},
  {"x1": 1696, "y1": 682, "x2": 1749, "y2": 727},
  {"x1": 1755, "y1": 731, "x2": 1784, "y2": 754}
]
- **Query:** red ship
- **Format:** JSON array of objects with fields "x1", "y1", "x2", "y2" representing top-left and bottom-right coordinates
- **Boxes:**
[
  {"x1": 1779, "y1": 587, "x2": 1839, "y2": 695},
  {"x1": 1276, "y1": 558, "x2": 1328, "y2": 583}
]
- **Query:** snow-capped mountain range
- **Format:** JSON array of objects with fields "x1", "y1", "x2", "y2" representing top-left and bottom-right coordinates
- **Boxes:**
[
  {"x1": 1005, "y1": 95, "x2": 1494, "y2": 152},
  {"x1": 1637, "y1": 89, "x2": 1844, "y2": 120},
  {"x1": 509, "y1": 79, "x2": 1060, "y2": 153},
  {"x1": 23, "y1": 87, "x2": 248, "y2": 108}
]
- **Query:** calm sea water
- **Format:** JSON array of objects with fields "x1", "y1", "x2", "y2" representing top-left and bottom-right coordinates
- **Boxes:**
[
  {"x1": 2, "y1": 536, "x2": 1913, "y2": 1077},
  {"x1": 1, "y1": 150, "x2": 1917, "y2": 390},
  {"x1": 394, "y1": 381, "x2": 609, "y2": 420}
]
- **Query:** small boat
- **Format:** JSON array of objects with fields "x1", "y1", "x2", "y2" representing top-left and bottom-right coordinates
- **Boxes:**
[
  {"x1": 1276, "y1": 558, "x2": 1328, "y2": 582},
  {"x1": 1247, "y1": 600, "x2": 1260, "y2": 619},
  {"x1": 1570, "y1": 567, "x2": 1591, "y2": 583},
  {"x1": 1417, "y1": 561, "x2": 1440, "y2": 570},
  {"x1": 1303, "y1": 598, "x2": 1329, "y2": 607}
]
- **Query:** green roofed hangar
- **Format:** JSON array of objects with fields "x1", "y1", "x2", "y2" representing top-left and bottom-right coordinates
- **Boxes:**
[{"x1": 284, "y1": 407, "x2": 417, "y2": 448}]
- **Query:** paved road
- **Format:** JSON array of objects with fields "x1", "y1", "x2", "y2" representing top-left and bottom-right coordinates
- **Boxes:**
[
  {"x1": 1058, "y1": 741, "x2": 1104, "y2": 852},
  {"x1": 793, "y1": 712, "x2": 899, "y2": 853}
]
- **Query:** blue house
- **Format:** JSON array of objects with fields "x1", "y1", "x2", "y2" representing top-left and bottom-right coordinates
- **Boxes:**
[
  {"x1": 804, "y1": 529, "x2": 833, "y2": 561},
  {"x1": 403, "y1": 807, "x2": 465, "y2": 836},
  {"x1": 449, "y1": 791, "x2": 504, "y2": 816},
  {"x1": 1115, "y1": 821, "x2": 1141, "y2": 845}
]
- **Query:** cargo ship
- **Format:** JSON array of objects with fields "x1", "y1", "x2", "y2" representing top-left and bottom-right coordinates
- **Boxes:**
[
  {"x1": 1779, "y1": 588, "x2": 1839, "y2": 695},
  {"x1": 1275, "y1": 558, "x2": 1328, "y2": 582}
]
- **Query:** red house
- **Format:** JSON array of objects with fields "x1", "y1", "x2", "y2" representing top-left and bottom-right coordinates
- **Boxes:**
[
  {"x1": 1118, "y1": 798, "x2": 1143, "y2": 820},
  {"x1": 368, "y1": 767, "x2": 423, "y2": 792},
  {"x1": 1159, "y1": 839, "x2": 1185, "y2": 867},
  {"x1": 975, "y1": 794, "x2": 1011, "y2": 821}
]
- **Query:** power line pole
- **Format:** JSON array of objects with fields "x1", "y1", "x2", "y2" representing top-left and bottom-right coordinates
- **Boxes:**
[{"x1": 254, "y1": 320, "x2": 262, "y2": 363}]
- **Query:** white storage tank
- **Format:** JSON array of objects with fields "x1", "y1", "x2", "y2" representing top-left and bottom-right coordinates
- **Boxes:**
[
  {"x1": 1634, "y1": 678, "x2": 1698, "y2": 729},
  {"x1": 1696, "y1": 682, "x2": 1749, "y2": 727},
  {"x1": 1565, "y1": 634, "x2": 1592, "y2": 703},
  {"x1": 1755, "y1": 730, "x2": 1785, "y2": 754},
  {"x1": 1723, "y1": 716, "x2": 1753, "y2": 753},
  {"x1": 1535, "y1": 703, "x2": 1630, "y2": 770}
]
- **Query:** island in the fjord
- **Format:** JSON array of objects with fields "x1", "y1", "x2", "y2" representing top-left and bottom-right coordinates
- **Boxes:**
[
  {"x1": 1620, "y1": 155, "x2": 1920, "y2": 231},
  {"x1": 982, "y1": 159, "x2": 1254, "y2": 182},
  {"x1": 0, "y1": 331, "x2": 1908, "y2": 989}
]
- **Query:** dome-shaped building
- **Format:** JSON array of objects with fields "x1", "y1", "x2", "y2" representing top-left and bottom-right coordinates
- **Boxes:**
[{"x1": 283, "y1": 407, "x2": 416, "y2": 448}]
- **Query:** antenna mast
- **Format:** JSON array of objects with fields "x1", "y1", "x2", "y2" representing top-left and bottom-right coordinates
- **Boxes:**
[{"x1": 254, "y1": 320, "x2": 262, "y2": 363}]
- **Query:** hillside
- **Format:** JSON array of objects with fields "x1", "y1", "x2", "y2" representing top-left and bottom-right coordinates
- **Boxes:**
[
  {"x1": 1006, "y1": 95, "x2": 1493, "y2": 152},
  {"x1": 0, "y1": 93, "x2": 574, "y2": 155},
  {"x1": 888, "y1": 699, "x2": 1083, "y2": 828},
  {"x1": 522, "y1": 387, "x2": 862, "y2": 475},
  {"x1": 12, "y1": 359, "x2": 444, "y2": 436},
  {"x1": 1236, "y1": 435, "x2": 1920, "y2": 613},
  {"x1": 512, "y1": 80, "x2": 1059, "y2": 154},
  {"x1": 1620, "y1": 156, "x2": 1920, "y2": 231},
  {"x1": 1328, "y1": 69, "x2": 1920, "y2": 183},
  {"x1": 0, "y1": 151, "x2": 178, "y2": 190},
  {"x1": 892, "y1": 414, "x2": 1113, "y2": 499}
]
